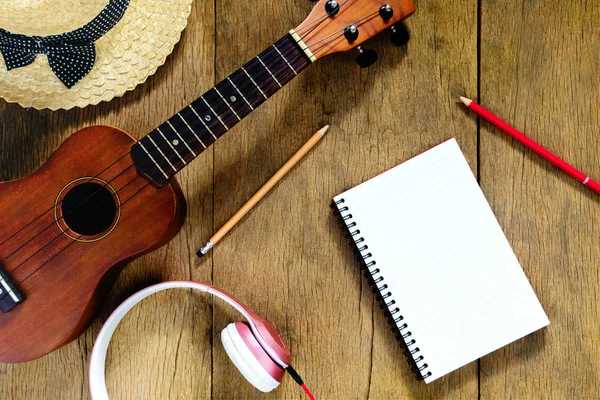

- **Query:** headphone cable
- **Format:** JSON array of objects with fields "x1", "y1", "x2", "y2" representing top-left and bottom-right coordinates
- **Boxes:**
[{"x1": 286, "y1": 366, "x2": 316, "y2": 400}]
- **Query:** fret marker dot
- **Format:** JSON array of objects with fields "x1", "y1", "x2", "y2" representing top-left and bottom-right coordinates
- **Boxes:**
[
  {"x1": 172, "y1": 139, "x2": 179, "y2": 146},
  {"x1": 230, "y1": 95, "x2": 237, "y2": 102},
  {"x1": 204, "y1": 115, "x2": 211, "y2": 122}
]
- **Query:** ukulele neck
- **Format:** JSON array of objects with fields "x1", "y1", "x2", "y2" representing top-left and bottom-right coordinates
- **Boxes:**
[{"x1": 131, "y1": 32, "x2": 313, "y2": 185}]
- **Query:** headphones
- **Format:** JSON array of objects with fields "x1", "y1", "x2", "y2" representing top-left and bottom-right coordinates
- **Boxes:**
[{"x1": 89, "y1": 281, "x2": 313, "y2": 399}]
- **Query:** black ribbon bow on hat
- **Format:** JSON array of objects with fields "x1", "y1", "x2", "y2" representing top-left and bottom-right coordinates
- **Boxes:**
[{"x1": 0, "y1": 0, "x2": 130, "y2": 88}]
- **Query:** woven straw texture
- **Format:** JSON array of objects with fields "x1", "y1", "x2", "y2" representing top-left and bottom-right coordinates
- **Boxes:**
[{"x1": 0, "y1": 0, "x2": 193, "y2": 110}]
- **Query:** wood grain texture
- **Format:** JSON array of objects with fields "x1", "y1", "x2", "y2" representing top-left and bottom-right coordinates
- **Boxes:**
[
  {"x1": 211, "y1": 0, "x2": 477, "y2": 398},
  {"x1": 479, "y1": 0, "x2": 600, "y2": 399},
  {"x1": 0, "y1": 0, "x2": 597, "y2": 399},
  {"x1": 0, "y1": 0, "x2": 215, "y2": 398}
]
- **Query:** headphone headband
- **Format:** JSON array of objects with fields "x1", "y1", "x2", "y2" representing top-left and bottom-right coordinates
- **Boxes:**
[{"x1": 89, "y1": 281, "x2": 290, "y2": 400}]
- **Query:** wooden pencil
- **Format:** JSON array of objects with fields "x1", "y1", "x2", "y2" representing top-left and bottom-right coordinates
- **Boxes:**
[{"x1": 197, "y1": 125, "x2": 330, "y2": 256}]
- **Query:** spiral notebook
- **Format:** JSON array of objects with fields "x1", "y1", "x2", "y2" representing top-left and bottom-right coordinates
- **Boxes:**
[{"x1": 332, "y1": 139, "x2": 549, "y2": 383}]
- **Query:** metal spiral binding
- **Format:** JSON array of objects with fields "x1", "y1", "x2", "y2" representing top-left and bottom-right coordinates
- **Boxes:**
[{"x1": 331, "y1": 198, "x2": 432, "y2": 381}]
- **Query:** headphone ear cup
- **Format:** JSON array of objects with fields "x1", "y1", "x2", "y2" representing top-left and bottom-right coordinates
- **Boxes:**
[{"x1": 221, "y1": 322, "x2": 285, "y2": 392}]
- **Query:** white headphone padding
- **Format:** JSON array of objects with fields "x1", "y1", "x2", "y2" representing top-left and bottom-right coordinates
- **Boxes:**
[
  {"x1": 89, "y1": 281, "x2": 287, "y2": 400},
  {"x1": 221, "y1": 323, "x2": 280, "y2": 393}
]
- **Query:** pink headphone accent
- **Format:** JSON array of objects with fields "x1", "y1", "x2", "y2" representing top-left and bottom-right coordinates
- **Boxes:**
[{"x1": 88, "y1": 281, "x2": 296, "y2": 399}]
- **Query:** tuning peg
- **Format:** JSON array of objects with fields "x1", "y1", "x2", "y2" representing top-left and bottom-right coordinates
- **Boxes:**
[
  {"x1": 344, "y1": 25, "x2": 359, "y2": 42},
  {"x1": 379, "y1": 5, "x2": 394, "y2": 21},
  {"x1": 356, "y1": 46, "x2": 378, "y2": 68},
  {"x1": 325, "y1": 0, "x2": 340, "y2": 16},
  {"x1": 390, "y1": 22, "x2": 410, "y2": 47}
]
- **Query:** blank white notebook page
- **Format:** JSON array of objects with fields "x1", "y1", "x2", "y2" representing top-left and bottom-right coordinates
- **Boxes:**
[{"x1": 333, "y1": 139, "x2": 549, "y2": 383}]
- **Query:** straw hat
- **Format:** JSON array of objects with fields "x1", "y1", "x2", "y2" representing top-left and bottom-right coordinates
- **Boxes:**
[{"x1": 0, "y1": 0, "x2": 193, "y2": 110}]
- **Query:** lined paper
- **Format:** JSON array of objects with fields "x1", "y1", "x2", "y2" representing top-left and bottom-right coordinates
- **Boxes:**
[{"x1": 334, "y1": 139, "x2": 549, "y2": 383}]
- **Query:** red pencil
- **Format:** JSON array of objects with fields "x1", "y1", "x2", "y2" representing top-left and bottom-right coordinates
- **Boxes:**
[{"x1": 459, "y1": 96, "x2": 600, "y2": 195}]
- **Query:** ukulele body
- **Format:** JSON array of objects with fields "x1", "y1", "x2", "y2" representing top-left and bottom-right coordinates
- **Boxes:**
[{"x1": 0, "y1": 125, "x2": 186, "y2": 363}]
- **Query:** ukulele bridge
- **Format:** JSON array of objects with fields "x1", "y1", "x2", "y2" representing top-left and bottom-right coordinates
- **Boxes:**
[{"x1": 0, "y1": 264, "x2": 25, "y2": 313}]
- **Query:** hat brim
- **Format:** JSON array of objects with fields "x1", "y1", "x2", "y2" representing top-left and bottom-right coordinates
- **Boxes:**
[{"x1": 0, "y1": 0, "x2": 193, "y2": 110}]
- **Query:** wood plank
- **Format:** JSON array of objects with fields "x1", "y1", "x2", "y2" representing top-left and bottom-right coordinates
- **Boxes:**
[
  {"x1": 479, "y1": 0, "x2": 600, "y2": 398},
  {"x1": 211, "y1": 0, "x2": 478, "y2": 398},
  {"x1": 0, "y1": 0, "x2": 215, "y2": 398}
]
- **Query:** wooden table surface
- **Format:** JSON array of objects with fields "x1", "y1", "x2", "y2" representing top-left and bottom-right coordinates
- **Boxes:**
[{"x1": 1, "y1": 0, "x2": 599, "y2": 398}]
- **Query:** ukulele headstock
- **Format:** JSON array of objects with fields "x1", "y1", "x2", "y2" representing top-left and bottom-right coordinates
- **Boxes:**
[{"x1": 292, "y1": 0, "x2": 416, "y2": 61}]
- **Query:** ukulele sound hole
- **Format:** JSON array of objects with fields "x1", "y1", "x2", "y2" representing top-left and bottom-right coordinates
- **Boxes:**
[{"x1": 61, "y1": 182, "x2": 118, "y2": 236}]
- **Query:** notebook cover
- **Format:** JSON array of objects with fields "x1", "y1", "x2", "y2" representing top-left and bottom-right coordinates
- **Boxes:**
[{"x1": 332, "y1": 139, "x2": 549, "y2": 383}]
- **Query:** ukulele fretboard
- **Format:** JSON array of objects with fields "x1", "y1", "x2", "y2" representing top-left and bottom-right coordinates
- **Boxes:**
[{"x1": 131, "y1": 33, "x2": 311, "y2": 185}]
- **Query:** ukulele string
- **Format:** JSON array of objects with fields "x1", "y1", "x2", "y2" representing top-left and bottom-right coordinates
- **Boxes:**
[
  {"x1": 18, "y1": 181, "x2": 153, "y2": 286},
  {"x1": 0, "y1": 42, "x2": 305, "y2": 265},
  {"x1": 1, "y1": 162, "x2": 137, "y2": 265},
  {"x1": 0, "y1": 48, "x2": 303, "y2": 277},
  {"x1": 140, "y1": 46, "x2": 313, "y2": 174},
  {"x1": 0, "y1": 150, "x2": 133, "y2": 251},
  {"x1": 0, "y1": 45, "x2": 297, "y2": 258},
  {"x1": 0, "y1": 0, "x2": 366, "y2": 258},
  {"x1": 0, "y1": 39, "x2": 304, "y2": 257},
  {"x1": 132, "y1": 43, "x2": 312, "y2": 175},
  {"x1": 5, "y1": 173, "x2": 143, "y2": 277},
  {"x1": 305, "y1": 10, "x2": 381, "y2": 53},
  {"x1": 0, "y1": 176, "x2": 145, "y2": 302},
  {"x1": 0, "y1": 179, "x2": 154, "y2": 302},
  {"x1": 0, "y1": 39, "x2": 334, "y2": 287}
]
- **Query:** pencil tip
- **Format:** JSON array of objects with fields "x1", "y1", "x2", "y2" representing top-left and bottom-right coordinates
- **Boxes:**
[
  {"x1": 316, "y1": 125, "x2": 329, "y2": 136},
  {"x1": 457, "y1": 96, "x2": 472, "y2": 106}
]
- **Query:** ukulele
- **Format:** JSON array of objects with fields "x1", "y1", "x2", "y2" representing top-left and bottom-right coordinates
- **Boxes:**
[{"x1": 0, "y1": 0, "x2": 415, "y2": 363}]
